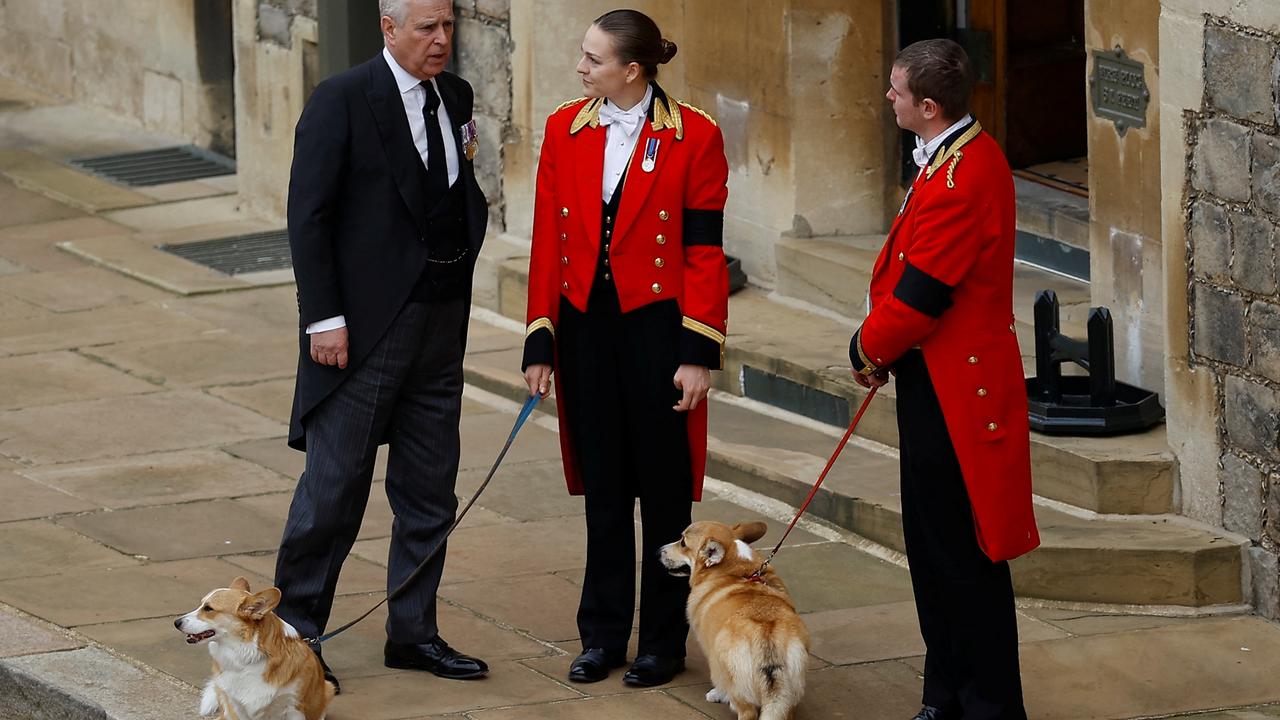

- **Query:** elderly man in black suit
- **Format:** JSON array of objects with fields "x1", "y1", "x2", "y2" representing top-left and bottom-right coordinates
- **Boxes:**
[{"x1": 274, "y1": 0, "x2": 489, "y2": 690}]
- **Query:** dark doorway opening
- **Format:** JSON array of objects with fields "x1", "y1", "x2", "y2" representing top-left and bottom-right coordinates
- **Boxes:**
[{"x1": 194, "y1": 0, "x2": 236, "y2": 158}]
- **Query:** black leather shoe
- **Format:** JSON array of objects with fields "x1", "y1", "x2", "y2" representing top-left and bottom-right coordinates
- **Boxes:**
[
  {"x1": 622, "y1": 654, "x2": 685, "y2": 687},
  {"x1": 568, "y1": 647, "x2": 626, "y2": 683},
  {"x1": 912, "y1": 706, "x2": 959, "y2": 720},
  {"x1": 312, "y1": 650, "x2": 340, "y2": 695},
  {"x1": 384, "y1": 637, "x2": 488, "y2": 680}
]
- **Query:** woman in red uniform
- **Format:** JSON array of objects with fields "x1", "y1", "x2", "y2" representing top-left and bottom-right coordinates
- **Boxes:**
[{"x1": 520, "y1": 9, "x2": 729, "y2": 688}]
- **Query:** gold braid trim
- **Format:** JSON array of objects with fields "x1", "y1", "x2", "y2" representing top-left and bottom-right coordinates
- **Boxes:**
[
  {"x1": 554, "y1": 97, "x2": 587, "y2": 113},
  {"x1": 682, "y1": 316, "x2": 726, "y2": 345},
  {"x1": 946, "y1": 150, "x2": 964, "y2": 189},
  {"x1": 569, "y1": 97, "x2": 605, "y2": 135},
  {"x1": 926, "y1": 120, "x2": 982, "y2": 181},
  {"x1": 526, "y1": 317, "x2": 555, "y2": 338},
  {"x1": 855, "y1": 332, "x2": 879, "y2": 376}
]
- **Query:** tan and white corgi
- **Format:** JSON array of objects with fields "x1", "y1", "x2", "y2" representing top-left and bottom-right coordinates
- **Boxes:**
[
  {"x1": 661, "y1": 521, "x2": 810, "y2": 720},
  {"x1": 175, "y1": 577, "x2": 335, "y2": 720}
]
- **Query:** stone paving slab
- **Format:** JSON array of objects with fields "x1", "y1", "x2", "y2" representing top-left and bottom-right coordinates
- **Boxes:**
[
  {"x1": 0, "y1": 216, "x2": 117, "y2": 272},
  {"x1": 1018, "y1": 616, "x2": 1280, "y2": 719},
  {"x1": 328, "y1": 661, "x2": 582, "y2": 719},
  {"x1": 0, "y1": 351, "x2": 156, "y2": 410},
  {"x1": 0, "y1": 149, "x2": 154, "y2": 212},
  {"x1": 0, "y1": 266, "x2": 168, "y2": 313},
  {"x1": 0, "y1": 607, "x2": 83, "y2": 659},
  {"x1": 59, "y1": 233, "x2": 275, "y2": 296},
  {"x1": 99, "y1": 195, "x2": 244, "y2": 233},
  {"x1": 440, "y1": 573, "x2": 589, "y2": 644},
  {"x1": 0, "y1": 300, "x2": 216, "y2": 356},
  {"x1": 0, "y1": 520, "x2": 139, "y2": 581},
  {"x1": 0, "y1": 390, "x2": 283, "y2": 465},
  {"x1": 56, "y1": 498, "x2": 287, "y2": 562},
  {"x1": 133, "y1": 177, "x2": 236, "y2": 204},
  {"x1": 207, "y1": 377, "x2": 296, "y2": 422},
  {"x1": 0, "y1": 177, "x2": 84, "y2": 228},
  {"x1": 0, "y1": 293, "x2": 45, "y2": 323},
  {"x1": 467, "y1": 692, "x2": 711, "y2": 720},
  {"x1": 19, "y1": 449, "x2": 294, "y2": 509},
  {"x1": 85, "y1": 332, "x2": 297, "y2": 388},
  {"x1": 0, "y1": 557, "x2": 273, "y2": 627},
  {"x1": 0, "y1": 470, "x2": 98, "y2": 521},
  {"x1": 767, "y1": 541, "x2": 914, "y2": 614},
  {"x1": 0, "y1": 646, "x2": 200, "y2": 720},
  {"x1": 222, "y1": 552, "x2": 390, "y2": 599},
  {"x1": 237, "y1": 486, "x2": 397, "y2": 542}
]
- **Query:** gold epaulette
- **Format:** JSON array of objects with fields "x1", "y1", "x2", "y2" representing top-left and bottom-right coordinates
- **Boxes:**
[
  {"x1": 554, "y1": 97, "x2": 587, "y2": 113},
  {"x1": 569, "y1": 97, "x2": 605, "y2": 135},
  {"x1": 677, "y1": 101, "x2": 717, "y2": 127}
]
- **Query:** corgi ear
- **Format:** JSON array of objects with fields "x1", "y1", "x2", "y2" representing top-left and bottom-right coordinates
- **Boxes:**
[
  {"x1": 701, "y1": 539, "x2": 725, "y2": 567},
  {"x1": 230, "y1": 577, "x2": 251, "y2": 592},
  {"x1": 733, "y1": 522, "x2": 768, "y2": 545},
  {"x1": 239, "y1": 587, "x2": 282, "y2": 620}
]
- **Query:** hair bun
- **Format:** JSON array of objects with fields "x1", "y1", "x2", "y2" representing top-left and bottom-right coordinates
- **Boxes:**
[{"x1": 659, "y1": 39, "x2": 678, "y2": 64}]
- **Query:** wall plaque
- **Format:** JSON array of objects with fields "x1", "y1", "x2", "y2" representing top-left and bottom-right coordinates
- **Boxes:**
[{"x1": 1090, "y1": 46, "x2": 1150, "y2": 135}]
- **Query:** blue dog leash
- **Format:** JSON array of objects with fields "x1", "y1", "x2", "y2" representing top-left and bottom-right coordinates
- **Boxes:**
[{"x1": 307, "y1": 393, "x2": 542, "y2": 647}]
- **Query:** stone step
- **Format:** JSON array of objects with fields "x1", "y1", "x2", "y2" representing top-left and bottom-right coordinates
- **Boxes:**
[
  {"x1": 460, "y1": 323, "x2": 1243, "y2": 609},
  {"x1": 481, "y1": 248, "x2": 1174, "y2": 516},
  {"x1": 774, "y1": 234, "x2": 1093, "y2": 338}
]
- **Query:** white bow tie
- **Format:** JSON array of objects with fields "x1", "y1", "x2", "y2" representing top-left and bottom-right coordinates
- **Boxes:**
[{"x1": 599, "y1": 102, "x2": 644, "y2": 135}]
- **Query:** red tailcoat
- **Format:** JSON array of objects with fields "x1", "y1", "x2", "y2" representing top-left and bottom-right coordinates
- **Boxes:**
[
  {"x1": 525, "y1": 89, "x2": 730, "y2": 500},
  {"x1": 852, "y1": 122, "x2": 1040, "y2": 562}
]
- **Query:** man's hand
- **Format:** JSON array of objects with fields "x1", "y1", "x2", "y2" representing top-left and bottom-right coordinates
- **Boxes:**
[
  {"x1": 673, "y1": 364, "x2": 712, "y2": 412},
  {"x1": 525, "y1": 363, "x2": 553, "y2": 398},
  {"x1": 310, "y1": 327, "x2": 349, "y2": 369},
  {"x1": 852, "y1": 367, "x2": 891, "y2": 389}
]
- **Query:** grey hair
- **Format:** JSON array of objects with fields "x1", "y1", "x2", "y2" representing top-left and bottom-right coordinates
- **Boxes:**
[{"x1": 379, "y1": 0, "x2": 408, "y2": 24}]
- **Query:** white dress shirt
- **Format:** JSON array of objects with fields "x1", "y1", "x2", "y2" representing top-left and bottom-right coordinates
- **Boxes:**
[
  {"x1": 912, "y1": 114, "x2": 974, "y2": 170},
  {"x1": 600, "y1": 83, "x2": 653, "y2": 203},
  {"x1": 306, "y1": 49, "x2": 462, "y2": 335}
]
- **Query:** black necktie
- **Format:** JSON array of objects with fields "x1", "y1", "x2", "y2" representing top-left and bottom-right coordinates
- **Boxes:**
[{"x1": 421, "y1": 82, "x2": 449, "y2": 195}]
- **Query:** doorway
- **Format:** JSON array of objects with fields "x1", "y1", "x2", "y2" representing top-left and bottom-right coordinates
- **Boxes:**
[{"x1": 899, "y1": 0, "x2": 1089, "y2": 197}]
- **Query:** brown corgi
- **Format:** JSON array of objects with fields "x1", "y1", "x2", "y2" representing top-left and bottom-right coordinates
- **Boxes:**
[
  {"x1": 661, "y1": 521, "x2": 809, "y2": 720},
  {"x1": 175, "y1": 577, "x2": 335, "y2": 720}
]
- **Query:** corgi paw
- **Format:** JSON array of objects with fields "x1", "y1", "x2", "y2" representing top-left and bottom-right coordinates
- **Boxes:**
[{"x1": 706, "y1": 686, "x2": 730, "y2": 704}]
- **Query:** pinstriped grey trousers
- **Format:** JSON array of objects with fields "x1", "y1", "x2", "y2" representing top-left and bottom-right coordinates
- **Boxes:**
[{"x1": 274, "y1": 297, "x2": 466, "y2": 644}]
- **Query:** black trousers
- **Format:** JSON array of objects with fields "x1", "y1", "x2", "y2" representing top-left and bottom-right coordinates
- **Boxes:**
[
  {"x1": 558, "y1": 289, "x2": 693, "y2": 659},
  {"x1": 274, "y1": 297, "x2": 467, "y2": 644},
  {"x1": 895, "y1": 350, "x2": 1026, "y2": 719}
]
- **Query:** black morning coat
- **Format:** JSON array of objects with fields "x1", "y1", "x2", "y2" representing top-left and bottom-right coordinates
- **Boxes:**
[{"x1": 286, "y1": 54, "x2": 488, "y2": 450}]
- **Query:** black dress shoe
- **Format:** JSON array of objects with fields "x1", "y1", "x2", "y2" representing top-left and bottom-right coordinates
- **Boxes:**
[
  {"x1": 384, "y1": 637, "x2": 488, "y2": 680},
  {"x1": 567, "y1": 647, "x2": 626, "y2": 683},
  {"x1": 312, "y1": 650, "x2": 340, "y2": 695},
  {"x1": 622, "y1": 654, "x2": 685, "y2": 687},
  {"x1": 912, "y1": 706, "x2": 959, "y2": 720}
]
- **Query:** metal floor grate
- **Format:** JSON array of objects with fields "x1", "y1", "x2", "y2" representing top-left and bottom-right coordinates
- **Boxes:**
[
  {"x1": 69, "y1": 145, "x2": 235, "y2": 187},
  {"x1": 158, "y1": 230, "x2": 292, "y2": 276}
]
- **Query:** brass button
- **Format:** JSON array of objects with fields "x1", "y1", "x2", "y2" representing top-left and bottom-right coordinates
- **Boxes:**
[
  {"x1": 652, "y1": 283, "x2": 662, "y2": 294},
  {"x1": 659, "y1": 210, "x2": 669, "y2": 221},
  {"x1": 654, "y1": 258, "x2": 665, "y2": 268},
  {"x1": 606, "y1": 215, "x2": 612, "y2": 224},
  {"x1": 656, "y1": 234, "x2": 666, "y2": 245},
  {"x1": 1009, "y1": 323, "x2": 1016, "y2": 333},
  {"x1": 604, "y1": 257, "x2": 609, "y2": 265},
  {"x1": 606, "y1": 229, "x2": 611, "y2": 237},
  {"x1": 604, "y1": 272, "x2": 611, "y2": 280},
  {"x1": 561, "y1": 281, "x2": 569, "y2": 290},
  {"x1": 968, "y1": 356, "x2": 978, "y2": 364},
  {"x1": 560, "y1": 232, "x2": 567, "y2": 241},
  {"x1": 604, "y1": 244, "x2": 610, "y2": 252},
  {"x1": 987, "y1": 422, "x2": 998, "y2": 432},
  {"x1": 897, "y1": 252, "x2": 905, "y2": 261},
  {"x1": 561, "y1": 256, "x2": 568, "y2": 265},
  {"x1": 977, "y1": 388, "x2": 988, "y2": 397},
  {"x1": 561, "y1": 207, "x2": 569, "y2": 217}
]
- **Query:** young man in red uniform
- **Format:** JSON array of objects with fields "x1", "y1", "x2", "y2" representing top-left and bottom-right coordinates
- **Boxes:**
[{"x1": 849, "y1": 40, "x2": 1040, "y2": 720}]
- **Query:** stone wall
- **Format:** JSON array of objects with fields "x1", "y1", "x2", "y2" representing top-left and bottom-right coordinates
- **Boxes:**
[
  {"x1": 1164, "y1": 2, "x2": 1280, "y2": 618},
  {"x1": 503, "y1": 0, "x2": 894, "y2": 286},
  {"x1": 233, "y1": 0, "x2": 513, "y2": 223},
  {"x1": 0, "y1": 0, "x2": 235, "y2": 154}
]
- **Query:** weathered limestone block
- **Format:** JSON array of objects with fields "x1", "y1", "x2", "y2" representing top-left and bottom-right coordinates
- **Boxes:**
[
  {"x1": 1191, "y1": 201, "x2": 1231, "y2": 283},
  {"x1": 1229, "y1": 212, "x2": 1277, "y2": 295},
  {"x1": 1204, "y1": 25, "x2": 1277, "y2": 125},
  {"x1": 1253, "y1": 132, "x2": 1280, "y2": 217},
  {"x1": 1223, "y1": 452, "x2": 1264, "y2": 540},
  {"x1": 257, "y1": 2, "x2": 293, "y2": 47},
  {"x1": 1250, "y1": 545, "x2": 1280, "y2": 620},
  {"x1": 1194, "y1": 284, "x2": 1247, "y2": 365},
  {"x1": 1251, "y1": 300, "x2": 1280, "y2": 383},
  {"x1": 1224, "y1": 374, "x2": 1280, "y2": 462},
  {"x1": 1193, "y1": 118, "x2": 1253, "y2": 202},
  {"x1": 458, "y1": 18, "x2": 512, "y2": 120}
]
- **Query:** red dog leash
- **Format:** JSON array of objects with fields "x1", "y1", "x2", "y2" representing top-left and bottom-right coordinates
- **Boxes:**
[{"x1": 749, "y1": 386, "x2": 879, "y2": 580}]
